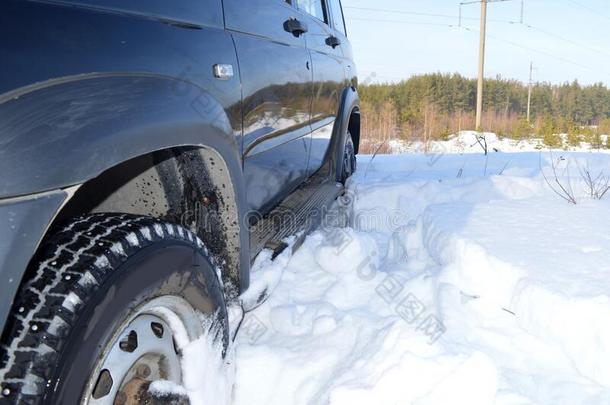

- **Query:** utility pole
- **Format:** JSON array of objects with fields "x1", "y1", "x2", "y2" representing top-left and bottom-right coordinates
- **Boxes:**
[
  {"x1": 475, "y1": 0, "x2": 487, "y2": 131},
  {"x1": 462, "y1": 0, "x2": 518, "y2": 132},
  {"x1": 520, "y1": 0, "x2": 524, "y2": 24},
  {"x1": 527, "y1": 61, "x2": 533, "y2": 123}
]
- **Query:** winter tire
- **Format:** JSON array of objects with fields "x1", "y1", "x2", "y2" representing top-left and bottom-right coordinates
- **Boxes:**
[
  {"x1": 0, "y1": 213, "x2": 229, "y2": 405},
  {"x1": 341, "y1": 132, "x2": 357, "y2": 184}
]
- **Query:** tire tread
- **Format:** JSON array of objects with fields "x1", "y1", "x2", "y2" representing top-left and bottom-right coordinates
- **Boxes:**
[{"x1": 0, "y1": 214, "x2": 212, "y2": 404}]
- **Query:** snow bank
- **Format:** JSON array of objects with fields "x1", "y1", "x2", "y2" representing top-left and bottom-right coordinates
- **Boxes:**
[
  {"x1": 392, "y1": 130, "x2": 610, "y2": 155},
  {"x1": 228, "y1": 151, "x2": 610, "y2": 404}
]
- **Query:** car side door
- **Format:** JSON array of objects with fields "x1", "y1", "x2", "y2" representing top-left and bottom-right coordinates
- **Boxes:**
[
  {"x1": 224, "y1": 0, "x2": 313, "y2": 215},
  {"x1": 327, "y1": 0, "x2": 357, "y2": 87},
  {"x1": 295, "y1": 0, "x2": 348, "y2": 175}
]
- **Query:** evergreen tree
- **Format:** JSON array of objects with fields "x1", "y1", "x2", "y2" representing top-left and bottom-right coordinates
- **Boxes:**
[
  {"x1": 540, "y1": 116, "x2": 562, "y2": 148},
  {"x1": 360, "y1": 73, "x2": 610, "y2": 145},
  {"x1": 567, "y1": 120, "x2": 581, "y2": 147}
]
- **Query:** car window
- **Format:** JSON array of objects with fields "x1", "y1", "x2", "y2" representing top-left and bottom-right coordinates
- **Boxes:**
[
  {"x1": 297, "y1": 0, "x2": 327, "y2": 22},
  {"x1": 327, "y1": 0, "x2": 346, "y2": 35}
]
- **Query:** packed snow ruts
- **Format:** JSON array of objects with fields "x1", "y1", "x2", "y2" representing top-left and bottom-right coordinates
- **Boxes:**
[{"x1": 233, "y1": 149, "x2": 610, "y2": 405}]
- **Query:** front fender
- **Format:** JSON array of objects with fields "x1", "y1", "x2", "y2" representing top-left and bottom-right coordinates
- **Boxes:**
[
  {"x1": 0, "y1": 73, "x2": 242, "y2": 198},
  {"x1": 0, "y1": 190, "x2": 67, "y2": 334}
]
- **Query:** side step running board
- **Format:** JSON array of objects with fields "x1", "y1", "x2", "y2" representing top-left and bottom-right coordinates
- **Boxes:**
[{"x1": 249, "y1": 177, "x2": 344, "y2": 261}]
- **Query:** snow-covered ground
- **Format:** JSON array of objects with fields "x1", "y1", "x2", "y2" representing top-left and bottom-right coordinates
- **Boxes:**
[
  {"x1": 389, "y1": 131, "x2": 610, "y2": 155},
  {"x1": 232, "y1": 150, "x2": 610, "y2": 405}
]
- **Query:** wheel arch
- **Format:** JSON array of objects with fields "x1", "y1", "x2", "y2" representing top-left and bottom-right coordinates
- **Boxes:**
[
  {"x1": 0, "y1": 73, "x2": 242, "y2": 199},
  {"x1": 54, "y1": 144, "x2": 249, "y2": 298},
  {"x1": 0, "y1": 73, "x2": 250, "y2": 302},
  {"x1": 331, "y1": 86, "x2": 361, "y2": 182}
]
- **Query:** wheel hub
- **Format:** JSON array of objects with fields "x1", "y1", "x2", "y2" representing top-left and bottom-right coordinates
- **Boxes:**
[{"x1": 84, "y1": 308, "x2": 187, "y2": 405}]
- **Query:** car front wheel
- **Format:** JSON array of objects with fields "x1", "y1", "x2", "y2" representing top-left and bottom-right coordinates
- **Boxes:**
[{"x1": 0, "y1": 213, "x2": 230, "y2": 405}]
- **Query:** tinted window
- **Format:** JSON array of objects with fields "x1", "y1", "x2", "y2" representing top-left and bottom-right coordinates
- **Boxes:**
[
  {"x1": 328, "y1": 0, "x2": 346, "y2": 35},
  {"x1": 298, "y1": 0, "x2": 327, "y2": 22}
]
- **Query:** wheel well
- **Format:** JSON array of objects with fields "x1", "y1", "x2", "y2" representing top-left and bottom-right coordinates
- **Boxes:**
[
  {"x1": 348, "y1": 107, "x2": 361, "y2": 154},
  {"x1": 54, "y1": 147, "x2": 243, "y2": 297}
]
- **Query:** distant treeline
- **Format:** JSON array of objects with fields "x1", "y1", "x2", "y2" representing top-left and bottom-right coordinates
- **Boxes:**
[{"x1": 359, "y1": 73, "x2": 610, "y2": 152}]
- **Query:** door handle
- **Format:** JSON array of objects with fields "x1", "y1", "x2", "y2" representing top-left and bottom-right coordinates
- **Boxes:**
[
  {"x1": 284, "y1": 18, "x2": 308, "y2": 37},
  {"x1": 325, "y1": 35, "x2": 341, "y2": 48}
]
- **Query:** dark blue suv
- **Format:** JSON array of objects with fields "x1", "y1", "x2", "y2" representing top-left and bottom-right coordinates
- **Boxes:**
[{"x1": 0, "y1": 0, "x2": 359, "y2": 403}]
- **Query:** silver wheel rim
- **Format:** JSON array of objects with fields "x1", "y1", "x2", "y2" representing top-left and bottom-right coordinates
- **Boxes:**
[
  {"x1": 343, "y1": 138, "x2": 354, "y2": 178},
  {"x1": 81, "y1": 296, "x2": 203, "y2": 405}
]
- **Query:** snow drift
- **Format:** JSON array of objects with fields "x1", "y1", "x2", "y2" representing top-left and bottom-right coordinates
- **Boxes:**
[{"x1": 233, "y1": 151, "x2": 610, "y2": 404}]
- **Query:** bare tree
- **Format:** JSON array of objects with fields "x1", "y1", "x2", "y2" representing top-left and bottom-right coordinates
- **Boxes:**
[
  {"x1": 474, "y1": 133, "x2": 488, "y2": 155},
  {"x1": 540, "y1": 152, "x2": 577, "y2": 204},
  {"x1": 498, "y1": 159, "x2": 511, "y2": 175},
  {"x1": 360, "y1": 99, "x2": 398, "y2": 154},
  {"x1": 456, "y1": 157, "x2": 468, "y2": 178},
  {"x1": 364, "y1": 141, "x2": 388, "y2": 178},
  {"x1": 579, "y1": 165, "x2": 610, "y2": 200}
]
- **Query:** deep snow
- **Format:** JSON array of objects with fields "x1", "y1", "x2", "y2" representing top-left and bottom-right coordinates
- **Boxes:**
[{"x1": 232, "y1": 150, "x2": 610, "y2": 405}]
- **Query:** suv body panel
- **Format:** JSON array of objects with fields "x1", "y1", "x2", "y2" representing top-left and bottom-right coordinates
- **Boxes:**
[
  {"x1": 0, "y1": 190, "x2": 67, "y2": 335},
  {"x1": 0, "y1": 0, "x2": 242, "y2": 198},
  {"x1": 50, "y1": 0, "x2": 223, "y2": 28},
  {"x1": 296, "y1": 4, "x2": 349, "y2": 175},
  {"x1": 224, "y1": 0, "x2": 313, "y2": 214},
  {"x1": 0, "y1": 0, "x2": 359, "y2": 335}
]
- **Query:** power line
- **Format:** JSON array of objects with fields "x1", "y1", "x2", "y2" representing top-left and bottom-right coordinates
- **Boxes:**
[
  {"x1": 345, "y1": 11, "x2": 610, "y2": 67},
  {"x1": 459, "y1": 25, "x2": 606, "y2": 75},
  {"x1": 344, "y1": 5, "x2": 518, "y2": 24},
  {"x1": 345, "y1": 3, "x2": 610, "y2": 60},
  {"x1": 344, "y1": 6, "x2": 459, "y2": 20},
  {"x1": 522, "y1": 24, "x2": 610, "y2": 61},
  {"x1": 347, "y1": 2, "x2": 610, "y2": 26},
  {"x1": 347, "y1": 17, "x2": 458, "y2": 27},
  {"x1": 565, "y1": 0, "x2": 610, "y2": 21},
  {"x1": 461, "y1": 0, "x2": 514, "y2": 4},
  {"x1": 344, "y1": 4, "x2": 610, "y2": 81}
]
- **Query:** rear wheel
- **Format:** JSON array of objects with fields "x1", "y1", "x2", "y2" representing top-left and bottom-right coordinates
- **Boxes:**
[
  {"x1": 0, "y1": 214, "x2": 229, "y2": 405},
  {"x1": 340, "y1": 132, "x2": 357, "y2": 183}
]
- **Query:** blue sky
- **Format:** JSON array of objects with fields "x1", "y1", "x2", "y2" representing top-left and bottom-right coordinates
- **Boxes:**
[{"x1": 342, "y1": 0, "x2": 610, "y2": 85}]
